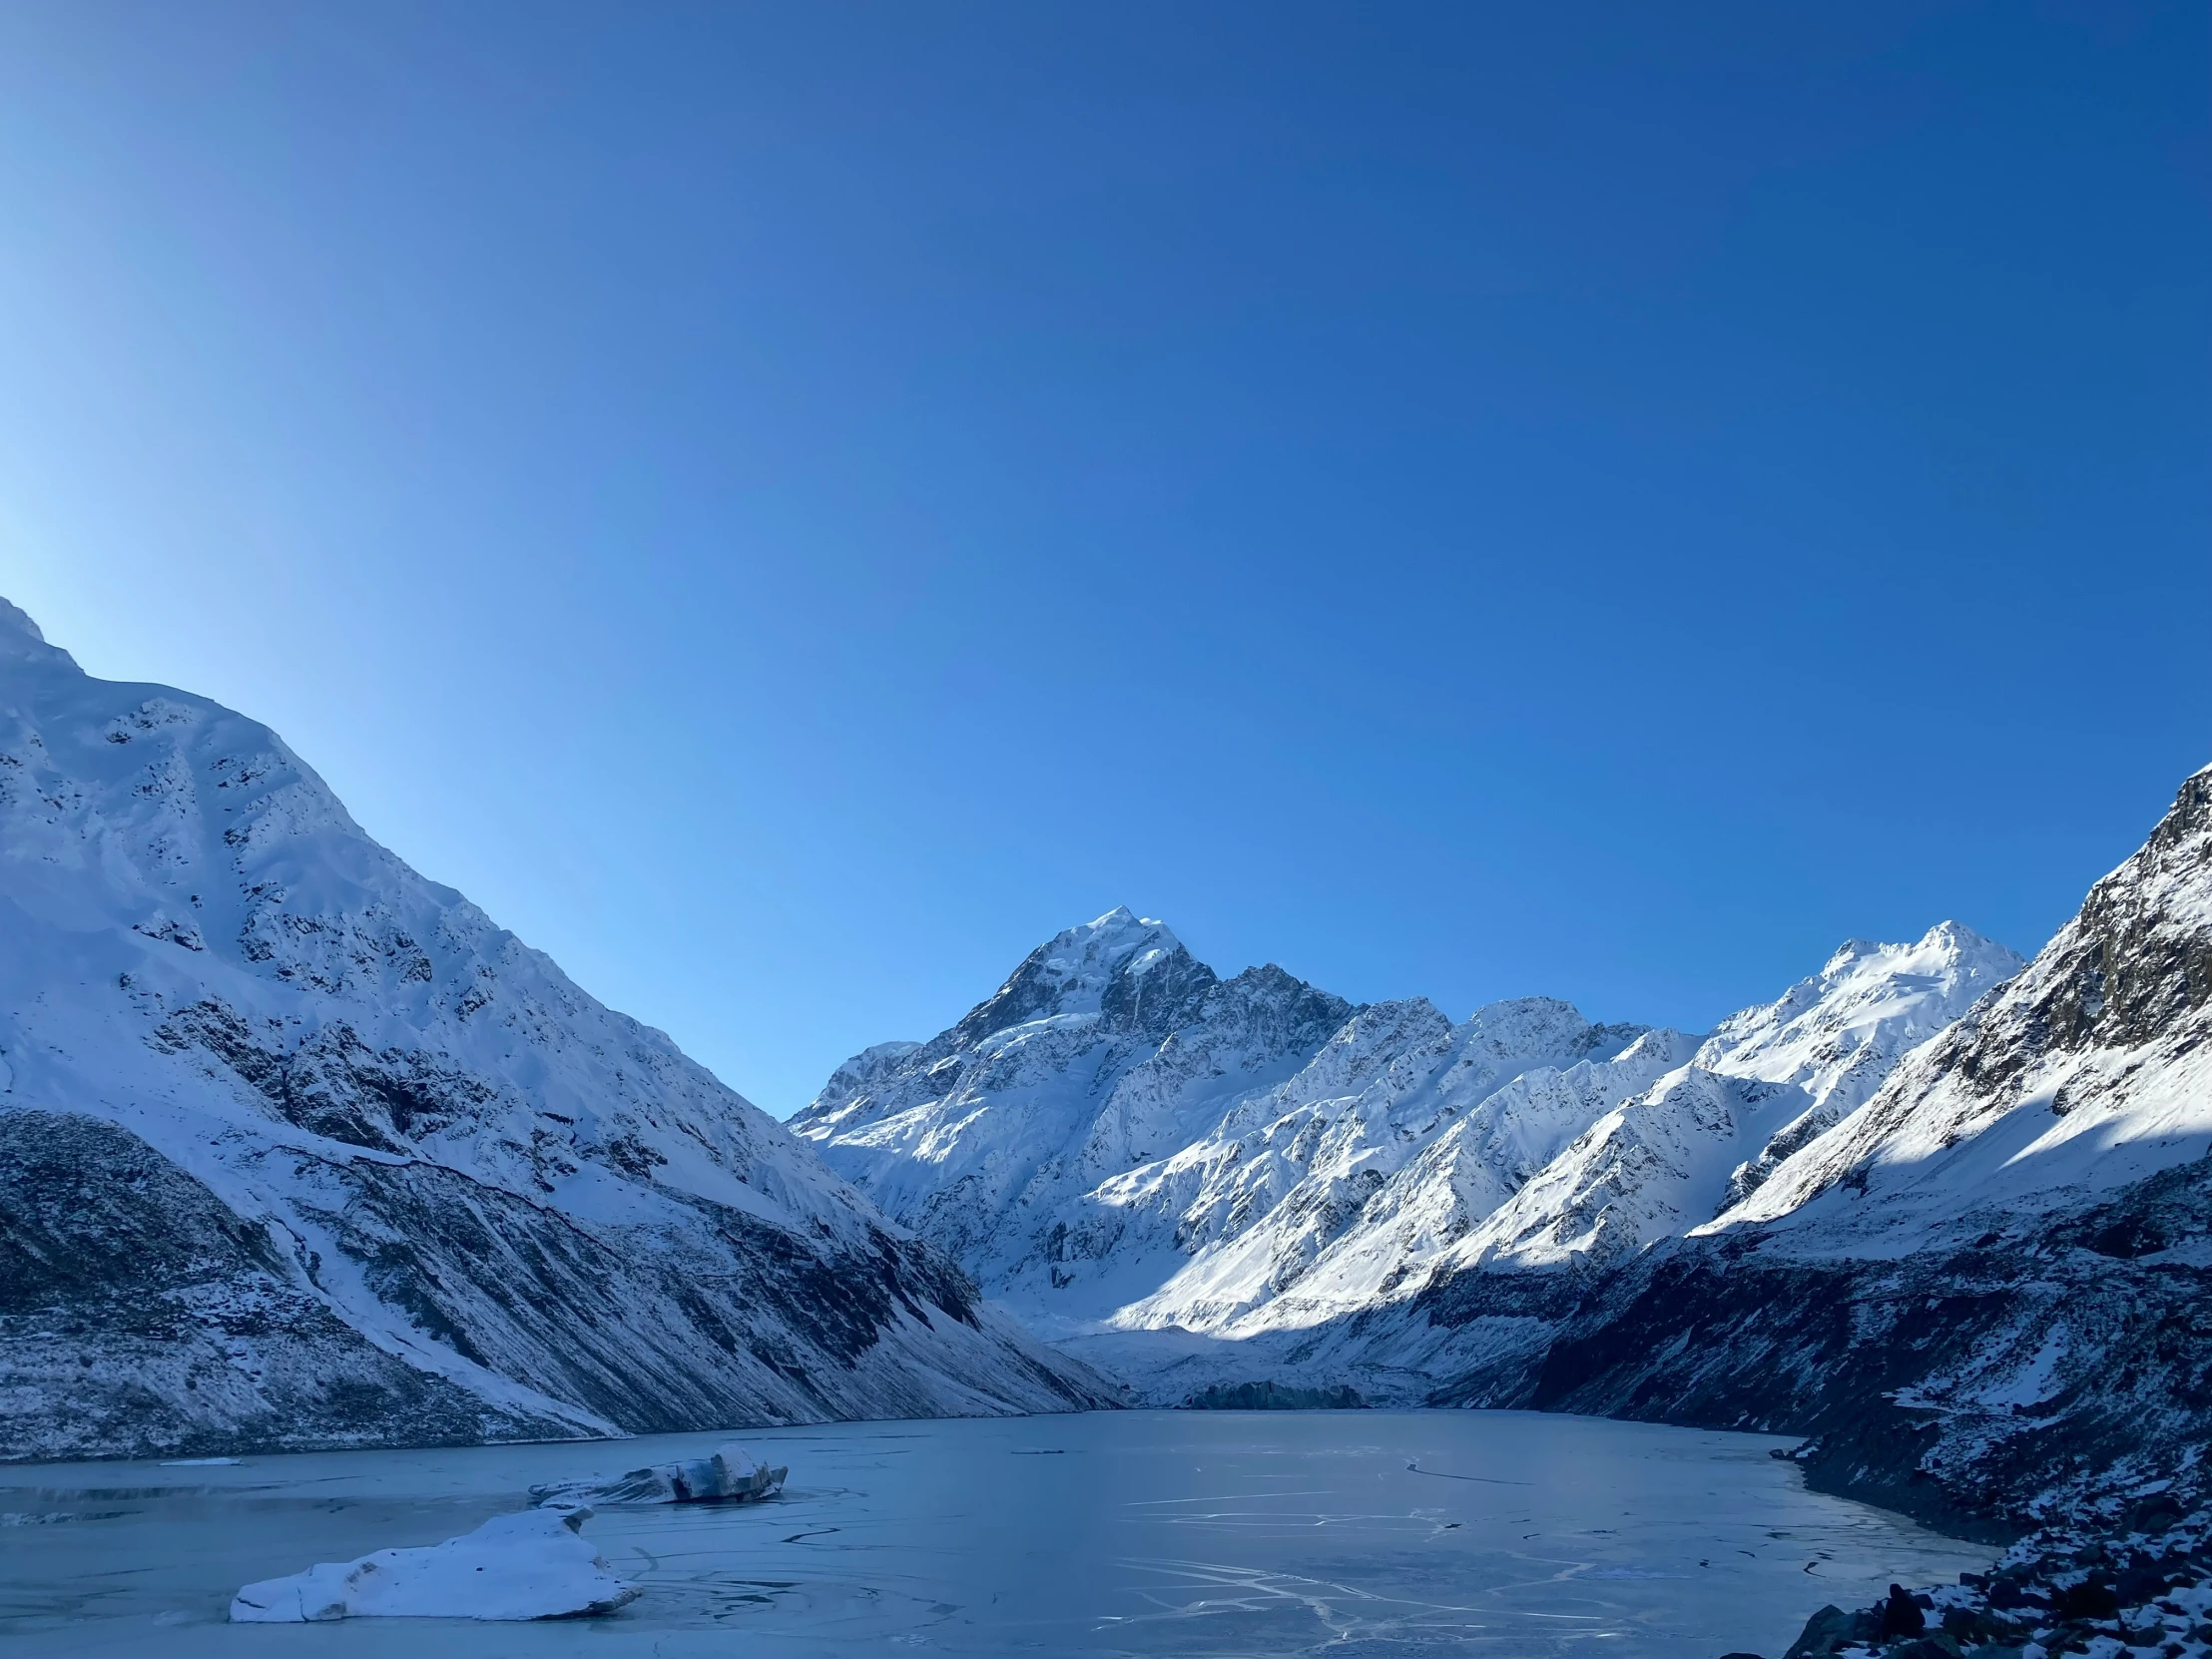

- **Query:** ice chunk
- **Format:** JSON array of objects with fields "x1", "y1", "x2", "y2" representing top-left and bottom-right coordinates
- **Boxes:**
[
  {"x1": 229, "y1": 1504, "x2": 638, "y2": 1622},
  {"x1": 530, "y1": 1441, "x2": 788, "y2": 1506}
]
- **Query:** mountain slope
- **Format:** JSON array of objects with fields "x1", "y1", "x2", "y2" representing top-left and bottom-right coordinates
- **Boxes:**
[
  {"x1": 1400, "y1": 923, "x2": 2029, "y2": 1280},
  {"x1": 1106, "y1": 997, "x2": 1664, "y2": 1335},
  {"x1": 793, "y1": 911, "x2": 1359, "y2": 1319},
  {"x1": 1414, "y1": 765, "x2": 2212, "y2": 1532},
  {"x1": 0, "y1": 599, "x2": 1110, "y2": 1461},
  {"x1": 1716, "y1": 777, "x2": 2212, "y2": 1248}
]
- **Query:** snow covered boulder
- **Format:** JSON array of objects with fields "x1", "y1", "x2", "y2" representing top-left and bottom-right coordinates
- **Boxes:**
[
  {"x1": 229, "y1": 1505, "x2": 639, "y2": 1622},
  {"x1": 530, "y1": 1442, "x2": 788, "y2": 1506}
]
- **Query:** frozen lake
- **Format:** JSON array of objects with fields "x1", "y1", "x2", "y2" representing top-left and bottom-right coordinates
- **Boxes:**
[{"x1": 0, "y1": 1408, "x2": 1991, "y2": 1657}]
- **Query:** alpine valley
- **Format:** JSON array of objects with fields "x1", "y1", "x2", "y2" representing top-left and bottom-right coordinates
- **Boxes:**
[
  {"x1": 10, "y1": 592, "x2": 2212, "y2": 1584},
  {"x1": 0, "y1": 599, "x2": 1112, "y2": 1462},
  {"x1": 798, "y1": 766, "x2": 2212, "y2": 1541}
]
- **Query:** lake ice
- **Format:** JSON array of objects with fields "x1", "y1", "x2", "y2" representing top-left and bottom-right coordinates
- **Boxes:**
[{"x1": 0, "y1": 1409, "x2": 1992, "y2": 1657}]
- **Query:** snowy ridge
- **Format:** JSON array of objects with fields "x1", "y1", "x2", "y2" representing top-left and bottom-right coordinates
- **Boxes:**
[
  {"x1": 1400, "y1": 921, "x2": 2029, "y2": 1281},
  {"x1": 1715, "y1": 764, "x2": 2212, "y2": 1254},
  {"x1": 1106, "y1": 998, "x2": 1660, "y2": 1335},
  {"x1": 0, "y1": 598, "x2": 1109, "y2": 1460},
  {"x1": 793, "y1": 915, "x2": 1359, "y2": 1320},
  {"x1": 1699, "y1": 921, "x2": 2026, "y2": 1209},
  {"x1": 799, "y1": 887, "x2": 2024, "y2": 1374}
]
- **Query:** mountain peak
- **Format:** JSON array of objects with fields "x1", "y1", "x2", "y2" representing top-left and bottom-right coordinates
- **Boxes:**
[
  {"x1": 0, "y1": 597, "x2": 79, "y2": 671},
  {"x1": 1821, "y1": 937, "x2": 1882, "y2": 972},
  {"x1": 1079, "y1": 904, "x2": 1174, "y2": 945},
  {"x1": 1915, "y1": 918, "x2": 2015, "y2": 962},
  {"x1": 1815, "y1": 922, "x2": 2022, "y2": 986},
  {"x1": 1699, "y1": 920, "x2": 2025, "y2": 1125},
  {"x1": 944, "y1": 908, "x2": 1210, "y2": 1049}
]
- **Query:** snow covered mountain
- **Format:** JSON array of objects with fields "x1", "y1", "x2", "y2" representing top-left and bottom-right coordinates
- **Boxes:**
[
  {"x1": 796, "y1": 901, "x2": 2021, "y2": 1375},
  {"x1": 980, "y1": 770, "x2": 2212, "y2": 1539},
  {"x1": 1716, "y1": 790, "x2": 2212, "y2": 1249},
  {"x1": 1401, "y1": 764, "x2": 2212, "y2": 1533},
  {"x1": 1101, "y1": 997, "x2": 1669, "y2": 1336},
  {"x1": 0, "y1": 599, "x2": 1110, "y2": 1461},
  {"x1": 1402, "y1": 923, "x2": 2028, "y2": 1281},
  {"x1": 793, "y1": 909, "x2": 1358, "y2": 1321}
]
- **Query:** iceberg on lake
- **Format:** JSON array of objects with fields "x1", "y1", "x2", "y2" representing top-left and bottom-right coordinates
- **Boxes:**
[
  {"x1": 530, "y1": 1441, "x2": 789, "y2": 1506},
  {"x1": 230, "y1": 1504, "x2": 638, "y2": 1622}
]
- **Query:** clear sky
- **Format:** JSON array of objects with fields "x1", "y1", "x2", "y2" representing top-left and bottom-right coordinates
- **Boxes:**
[{"x1": 0, "y1": 3, "x2": 2204, "y2": 1115}]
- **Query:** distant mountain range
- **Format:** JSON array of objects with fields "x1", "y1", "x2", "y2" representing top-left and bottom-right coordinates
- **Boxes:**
[
  {"x1": 798, "y1": 773, "x2": 2212, "y2": 1533},
  {"x1": 0, "y1": 599, "x2": 1110, "y2": 1462},
  {"x1": 794, "y1": 908, "x2": 2022, "y2": 1343}
]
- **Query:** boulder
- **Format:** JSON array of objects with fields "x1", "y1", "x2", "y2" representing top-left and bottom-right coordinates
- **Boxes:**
[{"x1": 1877, "y1": 1582, "x2": 1929, "y2": 1638}]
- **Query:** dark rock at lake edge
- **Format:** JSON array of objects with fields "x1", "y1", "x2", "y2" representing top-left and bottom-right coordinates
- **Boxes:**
[
  {"x1": 1411, "y1": 1149, "x2": 2212, "y2": 1542},
  {"x1": 1757, "y1": 1495, "x2": 2212, "y2": 1659}
]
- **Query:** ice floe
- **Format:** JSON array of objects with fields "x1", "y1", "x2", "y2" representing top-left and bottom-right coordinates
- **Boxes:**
[
  {"x1": 530, "y1": 1441, "x2": 789, "y2": 1506},
  {"x1": 229, "y1": 1503, "x2": 638, "y2": 1622}
]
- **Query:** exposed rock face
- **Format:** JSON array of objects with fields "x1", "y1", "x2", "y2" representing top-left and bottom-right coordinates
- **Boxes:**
[{"x1": 0, "y1": 599, "x2": 1111, "y2": 1461}]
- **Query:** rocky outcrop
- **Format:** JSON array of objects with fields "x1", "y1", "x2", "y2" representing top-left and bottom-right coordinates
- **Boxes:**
[
  {"x1": 1773, "y1": 1500, "x2": 2212, "y2": 1659},
  {"x1": 0, "y1": 1110, "x2": 538, "y2": 1459}
]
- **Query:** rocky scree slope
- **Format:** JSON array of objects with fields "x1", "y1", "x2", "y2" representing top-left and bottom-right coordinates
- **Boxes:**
[
  {"x1": 1420, "y1": 766, "x2": 2212, "y2": 1538},
  {"x1": 0, "y1": 600, "x2": 1110, "y2": 1461}
]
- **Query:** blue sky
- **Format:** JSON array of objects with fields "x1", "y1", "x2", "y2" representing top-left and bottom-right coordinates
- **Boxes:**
[{"x1": 0, "y1": 3, "x2": 2204, "y2": 1115}]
